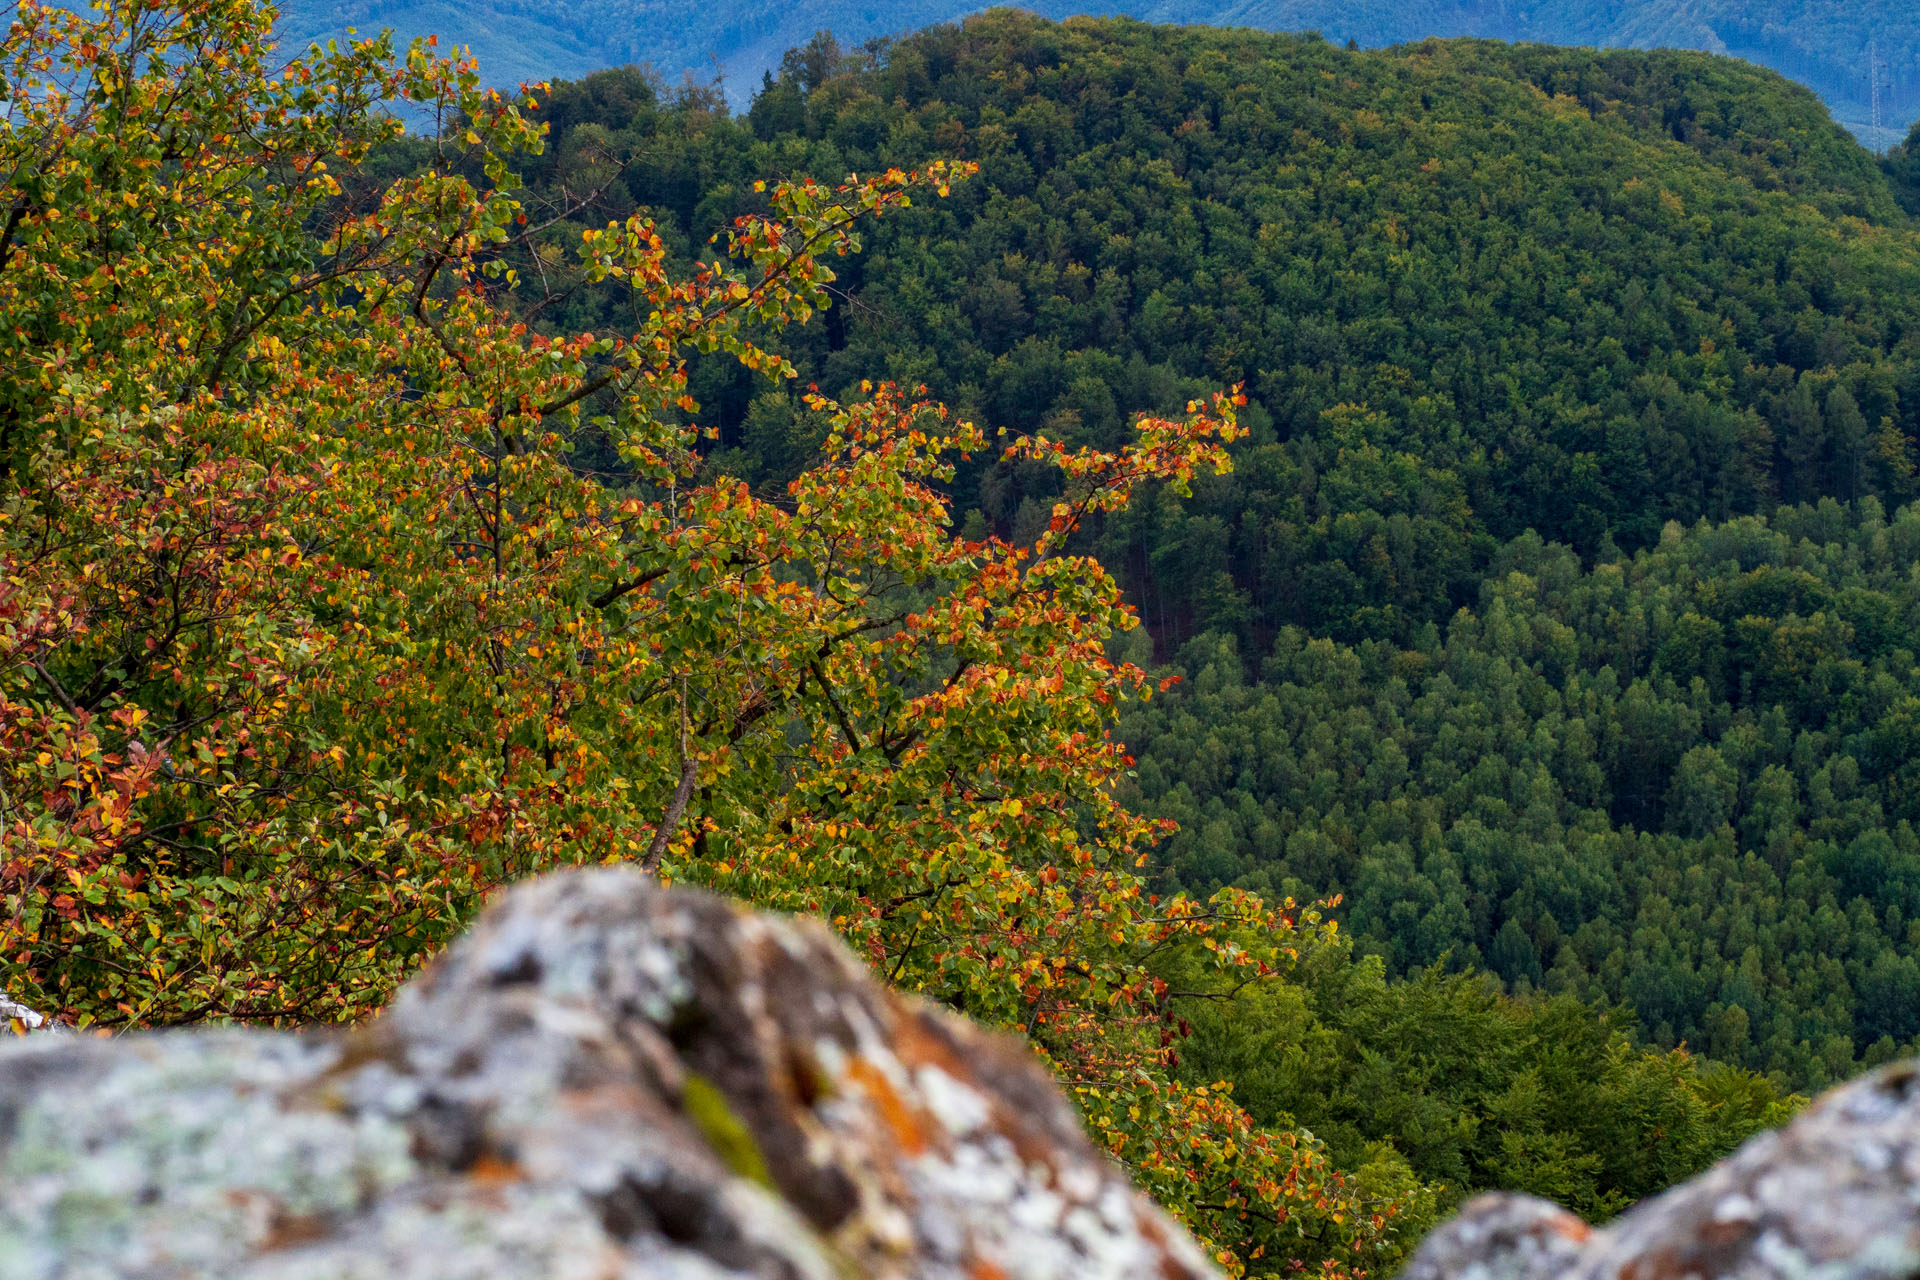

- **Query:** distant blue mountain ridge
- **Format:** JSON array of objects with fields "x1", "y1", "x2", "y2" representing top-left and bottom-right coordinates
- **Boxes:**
[{"x1": 276, "y1": 1, "x2": 1920, "y2": 148}]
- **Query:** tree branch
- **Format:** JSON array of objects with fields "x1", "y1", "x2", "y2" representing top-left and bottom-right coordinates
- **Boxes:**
[
  {"x1": 589, "y1": 565, "x2": 668, "y2": 611},
  {"x1": 807, "y1": 658, "x2": 863, "y2": 753},
  {"x1": 642, "y1": 678, "x2": 698, "y2": 872}
]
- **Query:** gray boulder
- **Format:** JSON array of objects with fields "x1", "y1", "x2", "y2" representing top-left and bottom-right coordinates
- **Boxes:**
[{"x1": 0, "y1": 868, "x2": 1219, "y2": 1280}]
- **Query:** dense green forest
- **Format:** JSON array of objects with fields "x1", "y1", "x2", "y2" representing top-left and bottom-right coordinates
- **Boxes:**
[
  {"x1": 1885, "y1": 119, "x2": 1920, "y2": 211},
  {"x1": 473, "y1": 11, "x2": 1920, "y2": 1100},
  {"x1": 1131, "y1": 503, "x2": 1920, "y2": 1089},
  {"x1": 1170, "y1": 930, "x2": 1795, "y2": 1221}
]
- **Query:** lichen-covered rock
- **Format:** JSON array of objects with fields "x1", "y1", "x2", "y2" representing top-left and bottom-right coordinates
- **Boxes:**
[
  {"x1": 0, "y1": 868, "x2": 1219, "y2": 1280},
  {"x1": 1403, "y1": 1060, "x2": 1920, "y2": 1279},
  {"x1": 1396, "y1": 1194, "x2": 1591, "y2": 1280}
]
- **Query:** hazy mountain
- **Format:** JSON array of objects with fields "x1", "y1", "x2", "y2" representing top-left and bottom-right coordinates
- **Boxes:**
[
  {"x1": 1145, "y1": 2, "x2": 1916, "y2": 144},
  {"x1": 274, "y1": 0, "x2": 1917, "y2": 143}
]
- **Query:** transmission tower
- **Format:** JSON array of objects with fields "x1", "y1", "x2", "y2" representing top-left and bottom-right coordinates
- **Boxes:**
[{"x1": 1870, "y1": 37, "x2": 1883, "y2": 135}]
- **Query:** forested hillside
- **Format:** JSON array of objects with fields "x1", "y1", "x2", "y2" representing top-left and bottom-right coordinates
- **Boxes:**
[
  {"x1": 488, "y1": 11, "x2": 1920, "y2": 1090},
  {"x1": 1130, "y1": 503, "x2": 1920, "y2": 1090},
  {"x1": 276, "y1": 0, "x2": 1920, "y2": 142}
]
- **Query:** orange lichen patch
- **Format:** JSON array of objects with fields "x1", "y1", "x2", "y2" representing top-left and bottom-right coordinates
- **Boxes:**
[
  {"x1": 884, "y1": 1011, "x2": 1056, "y2": 1167},
  {"x1": 1534, "y1": 1213, "x2": 1594, "y2": 1246},
  {"x1": 466, "y1": 1151, "x2": 525, "y2": 1186},
  {"x1": 1696, "y1": 1215, "x2": 1754, "y2": 1249},
  {"x1": 994, "y1": 1110, "x2": 1062, "y2": 1172},
  {"x1": 845, "y1": 1055, "x2": 930, "y2": 1155},
  {"x1": 256, "y1": 1201, "x2": 331, "y2": 1250},
  {"x1": 884, "y1": 1006, "x2": 974, "y2": 1077},
  {"x1": 1623, "y1": 1253, "x2": 1689, "y2": 1280},
  {"x1": 1139, "y1": 1211, "x2": 1199, "y2": 1280},
  {"x1": 969, "y1": 1260, "x2": 1010, "y2": 1280},
  {"x1": 783, "y1": 1038, "x2": 832, "y2": 1108},
  {"x1": 339, "y1": 1026, "x2": 404, "y2": 1068}
]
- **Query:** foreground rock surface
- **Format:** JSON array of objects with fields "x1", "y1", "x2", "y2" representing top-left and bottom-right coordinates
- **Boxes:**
[
  {"x1": 0, "y1": 868, "x2": 1217, "y2": 1280},
  {"x1": 1405, "y1": 1059, "x2": 1920, "y2": 1280}
]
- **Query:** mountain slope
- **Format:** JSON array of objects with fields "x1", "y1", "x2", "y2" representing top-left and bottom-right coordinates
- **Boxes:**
[
  {"x1": 485, "y1": 11, "x2": 1920, "y2": 1088},
  {"x1": 273, "y1": 0, "x2": 1919, "y2": 141}
]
